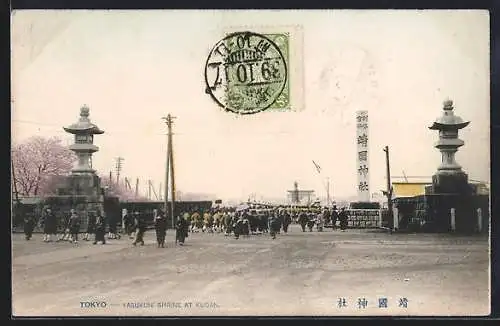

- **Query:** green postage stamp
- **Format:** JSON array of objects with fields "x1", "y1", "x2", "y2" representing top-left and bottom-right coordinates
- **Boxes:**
[{"x1": 205, "y1": 25, "x2": 304, "y2": 114}]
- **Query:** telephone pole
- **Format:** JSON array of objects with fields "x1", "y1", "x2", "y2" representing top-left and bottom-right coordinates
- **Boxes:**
[
  {"x1": 11, "y1": 158, "x2": 19, "y2": 204},
  {"x1": 326, "y1": 177, "x2": 330, "y2": 206},
  {"x1": 162, "y1": 114, "x2": 177, "y2": 228},
  {"x1": 115, "y1": 157, "x2": 124, "y2": 186},
  {"x1": 383, "y1": 146, "x2": 393, "y2": 215}
]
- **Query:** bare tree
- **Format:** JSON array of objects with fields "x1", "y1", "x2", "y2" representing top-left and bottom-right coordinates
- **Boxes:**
[
  {"x1": 12, "y1": 136, "x2": 77, "y2": 196},
  {"x1": 100, "y1": 176, "x2": 148, "y2": 201}
]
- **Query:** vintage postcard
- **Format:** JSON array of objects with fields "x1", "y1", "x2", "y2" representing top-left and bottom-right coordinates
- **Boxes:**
[{"x1": 11, "y1": 10, "x2": 490, "y2": 317}]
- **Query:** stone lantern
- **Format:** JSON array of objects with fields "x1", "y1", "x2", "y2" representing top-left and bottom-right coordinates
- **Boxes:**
[
  {"x1": 63, "y1": 105, "x2": 104, "y2": 175},
  {"x1": 428, "y1": 99, "x2": 471, "y2": 194}
]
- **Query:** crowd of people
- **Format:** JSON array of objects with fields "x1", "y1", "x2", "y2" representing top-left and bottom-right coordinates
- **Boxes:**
[
  {"x1": 21, "y1": 204, "x2": 350, "y2": 247},
  {"x1": 183, "y1": 205, "x2": 350, "y2": 239}
]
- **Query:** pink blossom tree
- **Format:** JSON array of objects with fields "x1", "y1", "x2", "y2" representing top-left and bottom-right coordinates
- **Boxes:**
[{"x1": 12, "y1": 136, "x2": 77, "y2": 196}]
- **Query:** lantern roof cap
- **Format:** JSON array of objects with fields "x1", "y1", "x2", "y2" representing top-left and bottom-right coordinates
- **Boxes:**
[
  {"x1": 428, "y1": 99, "x2": 470, "y2": 130},
  {"x1": 63, "y1": 105, "x2": 104, "y2": 135}
]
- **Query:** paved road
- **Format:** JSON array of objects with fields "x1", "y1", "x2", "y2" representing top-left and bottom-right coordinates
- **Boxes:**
[{"x1": 12, "y1": 225, "x2": 490, "y2": 316}]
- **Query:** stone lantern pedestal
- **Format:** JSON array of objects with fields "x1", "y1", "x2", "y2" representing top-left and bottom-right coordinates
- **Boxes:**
[
  {"x1": 44, "y1": 106, "x2": 109, "y2": 230},
  {"x1": 425, "y1": 99, "x2": 476, "y2": 233}
]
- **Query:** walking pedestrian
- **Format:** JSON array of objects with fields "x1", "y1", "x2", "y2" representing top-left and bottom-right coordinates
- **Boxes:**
[
  {"x1": 307, "y1": 213, "x2": 315, "y2": 232},
  {"x1": 316, "y1": 211, "x2": 324, "y2": 232},
  {"x1": 132, "y1": 211, "x2": 146, "y2": 246},
  {"x1": 233, "y1": 215, "x2": 243, "y2": 240},
  {"x1": 154, "y1": 210, "x2": 167, "y2": 248},
  {"x1": 23, "y1": 214, "x2": 35, "y2": 241},
  {"x1": 68, "y1": 210, "x2": 81, "y2": 243},
  {"x1": 298, "y1": 211, "x2": 308, "y2": 232},
  {"x1": 223, "y1": 211, "x2": 232, "y2": 235},
  {"x1": 108, "y1": 213, "x2": 121, "y2": 239},
  {"x1": 331, "y1": 206, "x2": 339, "y2": 230},
  {"x1": 93, "y1": 210, "x2": 106, "y2": 245},
  {"x1": 175, "y1": 214, "x2": 189, "y2": 245},
  {"x1": 339, "y1": 207, "x2": 349, "y2": 231},
  {"x1": 123, "y1": 211, "x2": 135, "y2": 239},
  {"x1": 42, "y1": 208, "x2": 57, "y2": 242},
  {"x1": 83, "y1": 211, "x2": 96, "y2": 241},
  {"x1": 282, "y1": 210, "x2": 292, "y2": 234},
  {"x1": 269, "y1": 212, "x2": 281, "y2": 240}
]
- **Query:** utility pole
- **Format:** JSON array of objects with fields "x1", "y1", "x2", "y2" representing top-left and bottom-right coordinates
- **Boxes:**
[
  {"x1": 135, "y1": 178, "x2": 139, "y2": 198},
  {"x1": 326, "y1": 177, "x2": 330, "y2": 206},
  {"x1": 159, "y1": 182, "x2": 162, "y2": 201},
  {"x1": 148, "y1": 180, "x2": 152, "y2": 200},
  {"x1": 162, "y1": 114, "x2": 177, "y2": 228},
  {"x1": 115, "y1": 157, "x2": 124, "y2": 186},
  {"x1": 383, "y1": 146, "x2": 393, "y2": 217},
  {"x1": 11, "y1": 159, "x2": 19, "y2": 200},
  {"x1": 11, "y1": 158, "x2": 20, "y2": 228}
]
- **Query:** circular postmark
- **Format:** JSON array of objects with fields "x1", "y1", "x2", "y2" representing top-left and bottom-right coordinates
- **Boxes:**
[{"x1": 205, "y1": 31, "x2": 288, "y2": 115}]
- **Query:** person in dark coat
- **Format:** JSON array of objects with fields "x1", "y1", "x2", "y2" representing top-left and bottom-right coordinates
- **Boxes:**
[
  {"x1": 42, "y1": 208, "x2": 58, "y2": 242},
  {"x1": 323, "y1": 208, "x2": 331, "y2": 227},
  {"x1": 155, "y1": 210, "x2": 167, "y2": 248},
  {"x1": 93, "y1": 211, "x2": 106, "y2": 245},
  {"x1": 123, "y1": 211, "x2": 135, "y2": 239},
  {"x1": 306, "y1": 213, "x2": 315, "y2": 232},
  {"x1": 339, "y1": 207, "x2": 349, "y2": 231},
  {"x1": 331, "y1": 206, "x2": 339, "y2": 230},
  {"x1": 133, "y1": 211, "x2": 147, "y2": 246},
  {"x1": 298, "y1": 211, "x2": 308, "y2": 232},
  {"x1": 83, "y1": 212, "x2": 96, "y2": 241},
  {"x1": 107, "y1": 213, "x2": 121, "y2": 240},
  {"x1": 233, "y1": 215, "x2": 243, "y2": 240},
  {"x1": 269, "y1": 212, "x2": 281, "y2": 240},
  {"x1": 282, "y1": 211, "x2": 292, "y2": 234},
  {"x1": 68, "y1": 210, "x2": 81, "y2": 243},
  {"x1": 175, "y1": 214, "x2": 189, "y2": 245},
  {"x1": 223, "y1": 212, "x2": 233, "y2": 236},
  {"x1": 23, "y1": 214, "x2": 35, "y2": 240}
]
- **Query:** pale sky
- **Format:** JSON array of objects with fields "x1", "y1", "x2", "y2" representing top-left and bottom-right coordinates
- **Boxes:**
[{"x1": 11, "y1": 10, "x2": 490, "y2": 202}]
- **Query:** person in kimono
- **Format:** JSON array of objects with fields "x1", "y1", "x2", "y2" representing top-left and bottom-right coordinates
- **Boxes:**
[
  {"x1": 269, "y1": 211, "x2": 281, "y2": 240},
  {"x1": 83, "y1": 211, "x2": 96, "y2": 241},
  {"x1": 42, "y1": 207, "x2": 58, "y2": 242},
  {"x1": 93, "y1": 210, "x2": 106, "y2": 245},
  {"x1": 339, "y1": 207, "x2": 349, "y2": 231},
  {"x1": 298, "y1": 211, "x2": 308, "y2": 232},
  {"x1": 175, "y1": 214, "x2": 189, "y2": 245},
  {"x1": 282, "y1": 210, "x2": 292, "y2": 234},
  {"x1": 68, "y1": 210, "x2": 81, "y2": 243},
  {"x1": 107, "y1": 213, "x2": 121, "y2": 240},
  {"x1": 133, "y1": 211, "x2": 147, "y2": 246},
  {"x1": 316, "y1": 211, "x2": 324, "y2": 232},
  {"x1": 23, "y1": 214, "x2": 35, "y2": 241},
  {"x1": 233, "y1": 215, "x2": 244, "y2": 240},
  {"x1": 123, "y1": 211, "x2": 135, "y2": 239},
  {"x1": 154, "y1": 210, "x2": 167, "y2": 248},
  {"x1": 306, "y1": 213, "x2": 315, "y2": 232},
  {"x1": 331, "y1": 206, "x2": 339, "y2": 230}
]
